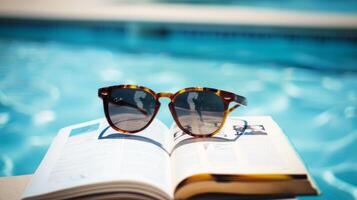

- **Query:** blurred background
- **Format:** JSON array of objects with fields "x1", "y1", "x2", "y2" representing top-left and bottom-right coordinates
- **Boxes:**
[{"x1": 0, "y1": 0, "x2": 356, "y2": 199}]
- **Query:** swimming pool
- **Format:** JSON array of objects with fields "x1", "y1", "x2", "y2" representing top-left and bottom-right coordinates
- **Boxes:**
[{"x1": 0, "y1": 20, "x2": 356, "y2": 199}]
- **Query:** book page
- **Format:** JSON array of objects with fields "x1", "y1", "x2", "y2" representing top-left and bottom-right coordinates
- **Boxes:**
[
  {"x1": 22, "y1": 118, "x2": 173, "y2": 199},
  {"x1": 170, "y1": 116, "x2": 308, "y2": 188}
]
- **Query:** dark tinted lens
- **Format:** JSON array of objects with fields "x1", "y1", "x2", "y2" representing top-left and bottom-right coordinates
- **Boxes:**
[
  {"x1": 108, "y1": 88, "x2": 157, "y2": 132},
  {"x1": 173, "y1": 90, "x2": 225, "y2": 136}
]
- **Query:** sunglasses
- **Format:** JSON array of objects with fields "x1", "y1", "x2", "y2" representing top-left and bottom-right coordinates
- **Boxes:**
[{"x1": 98, "y1": 85, "x2": 247, "y2": 137}]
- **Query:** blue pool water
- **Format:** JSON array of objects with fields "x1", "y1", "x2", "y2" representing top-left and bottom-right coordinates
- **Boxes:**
[{"x1": 0, "y1": 22, "x2": 356, "y2": 199}]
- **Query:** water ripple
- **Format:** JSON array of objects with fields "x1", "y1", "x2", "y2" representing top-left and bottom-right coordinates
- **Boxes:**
[{"x1": 322, "y1": 170, "x2": 357, "y2": 199}]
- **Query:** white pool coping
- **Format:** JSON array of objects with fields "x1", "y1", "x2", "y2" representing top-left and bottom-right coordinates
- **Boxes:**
[{"x1": 0, "y1": 0, "x2": 357, "y2": 29}]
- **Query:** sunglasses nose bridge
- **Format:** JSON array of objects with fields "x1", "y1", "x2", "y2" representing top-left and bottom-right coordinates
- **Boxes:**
[{"x1": 157, "y1": 92, "x2": 174, "y2": 99}]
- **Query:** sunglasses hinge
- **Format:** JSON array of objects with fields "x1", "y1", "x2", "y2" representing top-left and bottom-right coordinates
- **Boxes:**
[{"x1": 98, "y1": 88, "x2": 109, "y2": 98}]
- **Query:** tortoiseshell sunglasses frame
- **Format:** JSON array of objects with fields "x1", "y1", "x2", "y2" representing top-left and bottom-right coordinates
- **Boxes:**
[{"x1": 98, "y1": 85, "x2": 247, "y2": 137}]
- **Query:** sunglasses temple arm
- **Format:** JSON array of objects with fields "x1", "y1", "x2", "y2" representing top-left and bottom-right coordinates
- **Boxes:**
[{"x1": 228, "y1": 94, "x2": 247, "y2": 113}]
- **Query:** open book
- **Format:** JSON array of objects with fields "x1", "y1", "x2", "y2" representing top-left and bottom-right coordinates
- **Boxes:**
[{"x1": 22, "y1": 116, "x2": 319, "y2": 200}]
